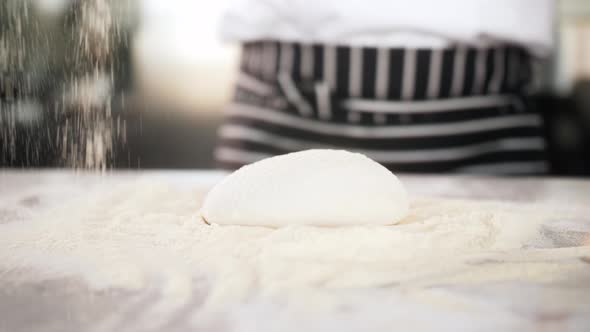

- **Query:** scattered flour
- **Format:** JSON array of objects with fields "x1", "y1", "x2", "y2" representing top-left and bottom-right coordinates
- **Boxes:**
[{"x1": 1, "y1": 179, "x2": 590, "y2": 318}]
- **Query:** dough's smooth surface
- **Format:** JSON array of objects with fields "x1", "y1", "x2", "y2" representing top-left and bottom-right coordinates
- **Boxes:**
[{"x1": 200, "y1": 149, "x2": 409, "y2": 227}]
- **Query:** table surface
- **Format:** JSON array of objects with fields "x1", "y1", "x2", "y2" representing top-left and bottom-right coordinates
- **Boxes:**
[{"x1": 1, "y1": 170, "x2": 590, "y2": 332}]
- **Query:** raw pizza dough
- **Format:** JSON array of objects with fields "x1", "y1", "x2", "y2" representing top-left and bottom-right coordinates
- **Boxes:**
[{"x1": 200, "y1": 149, "x2": 409, "y2": 227}]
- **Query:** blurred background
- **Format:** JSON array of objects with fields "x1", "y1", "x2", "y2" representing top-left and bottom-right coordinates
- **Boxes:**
[{"x1": 1, "y1": 0, "x2": 589, "y2": 175}]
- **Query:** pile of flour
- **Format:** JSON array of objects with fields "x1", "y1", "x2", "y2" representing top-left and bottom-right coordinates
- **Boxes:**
[{"x1": 1, "y1": 179, "x2": 590, "y2": 315}]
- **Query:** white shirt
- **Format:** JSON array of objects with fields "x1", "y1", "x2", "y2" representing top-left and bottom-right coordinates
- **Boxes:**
[{"x1": 219, "y1": 0, "x2": 555, "y2": 56}]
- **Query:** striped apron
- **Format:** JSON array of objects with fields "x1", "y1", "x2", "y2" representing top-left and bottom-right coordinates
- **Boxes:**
[{"x1": 216, "y1": 41, "x2": 548, "y2": 174}]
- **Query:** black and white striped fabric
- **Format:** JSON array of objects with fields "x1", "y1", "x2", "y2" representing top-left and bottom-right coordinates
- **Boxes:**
[{"x1": 216, "y1": 41, "x2": 548, "y2": 174}]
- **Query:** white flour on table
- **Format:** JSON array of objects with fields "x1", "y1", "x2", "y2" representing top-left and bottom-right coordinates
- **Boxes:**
[{"x1": 1, "y1": 179, "x2": 590, "y2": 319}]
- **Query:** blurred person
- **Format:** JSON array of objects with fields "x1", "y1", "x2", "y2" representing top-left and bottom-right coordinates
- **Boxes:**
[{"x1": 216, "y1": 0, "x2": 554, "y2": 174}]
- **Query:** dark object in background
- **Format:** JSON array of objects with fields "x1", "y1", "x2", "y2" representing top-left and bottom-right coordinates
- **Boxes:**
[
  {"x1": 536, "y1": 80, "x2": 590, "y2": 176},
  {"x1": 113, "y1": 110, "x2": 221, "y2": 169}
]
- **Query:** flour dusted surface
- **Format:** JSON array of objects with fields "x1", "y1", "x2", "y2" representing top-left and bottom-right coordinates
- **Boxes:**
[{"x1": 1, "y1": 177, "x2": 590, "y2": 321}]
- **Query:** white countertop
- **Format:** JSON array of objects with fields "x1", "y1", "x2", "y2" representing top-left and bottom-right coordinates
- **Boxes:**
[{"x1": 1, "y1": 170, "x2": 589, "y2": 332}]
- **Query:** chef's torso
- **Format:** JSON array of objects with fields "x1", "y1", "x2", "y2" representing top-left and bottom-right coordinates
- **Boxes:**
[{"x1": 220, "y1": 0, "x2": 555, "y2": 56}]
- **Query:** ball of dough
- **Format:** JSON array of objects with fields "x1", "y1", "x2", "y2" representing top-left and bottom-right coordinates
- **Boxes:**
[{"x1": 200, "y1": 150, "x2": 409, "y2": 227}]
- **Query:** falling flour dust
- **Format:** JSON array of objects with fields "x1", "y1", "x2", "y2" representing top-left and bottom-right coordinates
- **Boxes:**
[
  {"x1": 1, "y1": 0, "x2": 125, "y2": 169},
  {"x1": 1, "y1": 179, "x2": 590, "y2": 327}
]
